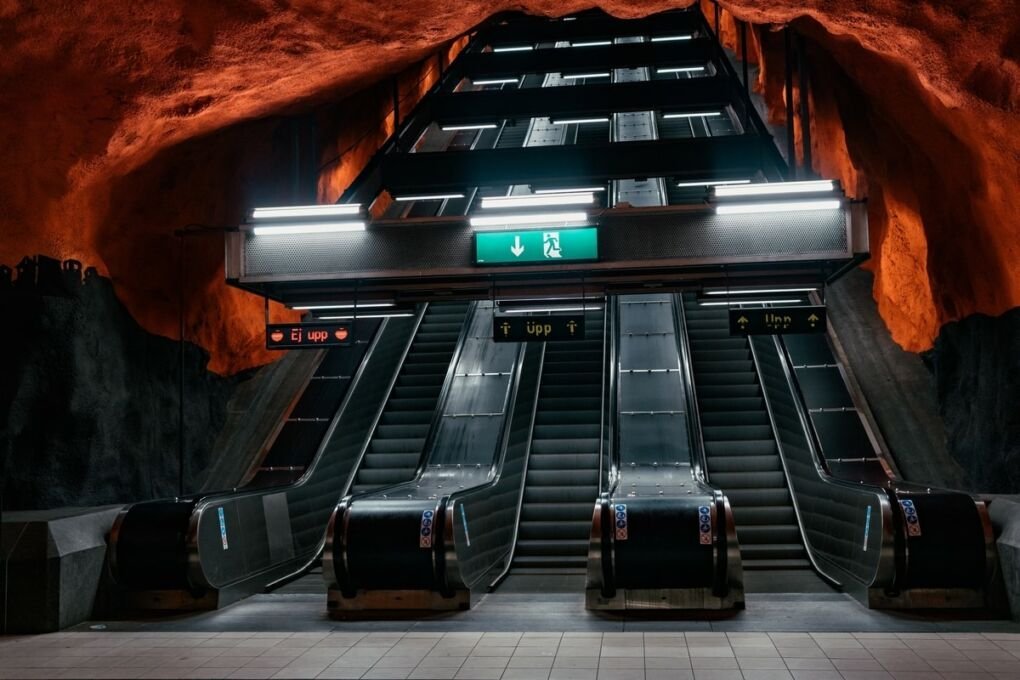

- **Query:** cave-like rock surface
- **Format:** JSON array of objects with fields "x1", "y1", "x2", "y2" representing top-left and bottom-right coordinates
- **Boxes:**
[{"x1": 2, "y1": 0, "x2": 1018, "y2": 375}]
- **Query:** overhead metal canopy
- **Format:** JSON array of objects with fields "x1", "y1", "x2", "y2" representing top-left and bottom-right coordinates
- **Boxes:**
[
  {"x1": 426, "y1": 78, "x2": 732, "y2": 124},
  {"x1": 453, "y1": 41, "x2": 713, "y2": 79},
  {"x1": 379, "y1": 137, "x2": 774, "y2": 195}
]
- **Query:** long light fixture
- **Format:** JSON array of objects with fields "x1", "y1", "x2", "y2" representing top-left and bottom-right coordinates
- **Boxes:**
[
  {"x1": 472, "y1": 77, "x2": 520, "y2": 86},
  {"x1": 252, "y1": 221, "x2": 366, "y2": 236},
  {"x1": 318, "y1": 311, "x2": 415, "y2": 320},
  {"x1": 252, "y1": 204, "x2": 361, "y2": 219},
  {"x1": 650, "y1": 34, "x2": 694, "y2": 42},
  {"x1": 535, "y1": 186, "x2": 606, "y2": 194},
  {"x1": 480, "y1": 192, "x2": 595, "y2": 209},
  {"x1": 469, "y1": 211, "x2": 588, "y2": 228},
  {"x1": 676, "y1": 179, "x2": 750, "y2": 188},
  {"x1": 550, "y1": 116, "x2": 610, "y2": 125},
  {"x1": 572, "y1": 40, "x2": 612, "y2": 47},
  {"x1": 393, "y1": 192, "x2": 465, "y2": 202},
  {"x1": 294, "y1": 302, "x2": 396, "y2": 310},
  {"x1": 713, "y1": 180, "x2": 836, "y2": 198},
  {"x1": 492, "y1": 45, "x2": 533, "y2": 53},
  {"x1": 663, "y1": 111, "x2": 722, "y2": 119},
  {"x1": 700, "y1": 299, "x2": 803, "y2": 307},
  {"x1": 562, "y1": 72, "x2": 611, "y2": 79},
  {"x1": 715, "y1": 199, "x2": 841, "y2": 215},
  {"x1": 440, "y1": 123, "x2": 499, "y2": 131},
  {"x1": 656, "y1": 66, "x2": 707, "y2": 75},
  {"x1": 501, "y1": 305, "x2": 604, "y2": 314},
  {"x1": 705, "y1": 288, "x2": 817, "y2": 296}
]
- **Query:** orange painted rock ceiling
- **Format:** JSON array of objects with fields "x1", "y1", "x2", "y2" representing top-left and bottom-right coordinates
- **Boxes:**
[{"x1": 1, "y1": 0, "x2": 1017, "y2": 374}]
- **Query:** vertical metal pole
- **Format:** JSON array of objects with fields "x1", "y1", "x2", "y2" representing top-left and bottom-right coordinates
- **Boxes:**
[
  {"x1": 178, "y1": 234, "x2": 185, "y2": 497},
  {"x1": 797, "y1": 33, "x2": 813, "y2": 177},
  {"x1": 784, "y1": 28, "x2": 797, "y2": 179}
]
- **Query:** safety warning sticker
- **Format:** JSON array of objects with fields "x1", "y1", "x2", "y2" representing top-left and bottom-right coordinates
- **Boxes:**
[
  {"x1": 218, "y1": 507, "x2": 229, "y2": 550},
  {"x1": 899, "y1": 499, "x2": 922, "y2": 537},
  {"x1": 614, "y1": 504, "x2": 628, "y2": 541},
  {"x1": 420, "y1": 509, "x2": 435, "y2": 548},
  {"x1": 698, "y1": 505, "x2": 712, "y2": 545}
]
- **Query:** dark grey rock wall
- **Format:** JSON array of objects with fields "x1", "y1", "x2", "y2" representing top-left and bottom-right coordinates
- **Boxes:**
[
  {"x1": 0, "y1": 257, "x2": 252, "y2": 510},
  {"x1": 932, "y1": 308, "x2": 1020, "y2": 493}
]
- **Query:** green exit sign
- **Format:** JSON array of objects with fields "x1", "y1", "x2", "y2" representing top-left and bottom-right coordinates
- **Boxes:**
[{"x1": 475, "y1": 227, "x2": 598, "y2": 265}]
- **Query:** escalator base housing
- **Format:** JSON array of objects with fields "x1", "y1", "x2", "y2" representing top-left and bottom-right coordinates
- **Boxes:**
[
  {"x1": 327, "y1": 588, "x2": 469, "y2": 614},
  {"x1": 586, "y1": 587, "x2": 744, "y2": 611}
]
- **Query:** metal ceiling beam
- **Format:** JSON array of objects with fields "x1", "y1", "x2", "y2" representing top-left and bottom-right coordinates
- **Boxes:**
[
  {"x1": 453, "y1": 40, "x2": 713, "y2": 79},
  {"x1": 378, "y1": 136, "x2": 770, "y2": 195},
  {"x1": 427, "y1": 77, "x2": 731, "y2": 125}
]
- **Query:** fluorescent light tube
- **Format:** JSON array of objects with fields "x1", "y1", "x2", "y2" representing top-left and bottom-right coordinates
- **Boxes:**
[
  {"x1": 440, "y1": 123, "x2": 499, "y2": 131},
  {"x1": 713, "y1": 180, "x2": 837, "y2": 197},
  {"x1": 481, "y1": 192, "x2": 594, "y2": 209},
  {"x1": 252, "y1": 221, "x2": 365, "y2": 235},
  {"x1": 562, "y1": 72, "x2": 611, "y2": 79},
  {"x1": 493, "y1": 45, "x2": 533, "y2": 53},
  {"x1": 715, "y1": 199, "x2": 842, "y2": 215},
  {"x1": 294, "y1": 302, "x2": 395, "y2": 310},
  {"x1": 550, "y1": 116, "x2": 610, "y2": 125},
  {"x1": 663, "y1": 111, "x2": 722, "y2": 119},
  {"x1": 502, "y1": 305, "x2": 603, "y2": 314},
  {"x1": 535, "y1": 186, "x2": 606, "y2": 194},
  {"x1": 252, "y1": 204, "x2": 361, "y2": 220},
  {"x1": 572, "y1": 40, "x2": 611, "y2": 47},
  {"x1": 562, "y1": 16, "x2": 577, "y2": 21},
  {"x1": 656, "y1": 66, "x2": 707, "y2": 74},
  {"x1": 705, "y1": 288, "x2": 817, "y2": 296},
  {"x1": 393, "y1": 193, "x2": 465, "y2": 202},
  {"x1": 650, "y1": 35, "x2": 693, "y2": 42},
  {"x1": 472, "y1": 77, "x2": 520, "y2": 85},
  {"x1": 318, "y1": 312, "x2": 415, "y2": 319},
  {"x1": 700, "y1": 299, "x2": 803, "y2": 306},
  {"x1": 469, "y1": 211, "x2": 588, "y2": 228},
  {"x1": 676, "y1": 179, "x2": 750, "y2": 188}
]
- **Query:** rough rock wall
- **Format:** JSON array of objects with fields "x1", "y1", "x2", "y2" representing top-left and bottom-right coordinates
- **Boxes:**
[
  {"x1": 0, "y1": 260, "x2": 247, "y2": 510},
  {"x1": 2, "y1": 1, "x2": 1018, "y2": 375}
]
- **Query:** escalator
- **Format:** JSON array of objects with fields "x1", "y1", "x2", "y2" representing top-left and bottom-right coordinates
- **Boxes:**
[
  {"x1": 350, "y1": 302, "x2": 470, "y2": 494},
  {"x1": 680, "y1": 293, "x2": 812, "y2": 578},
  {"x1": 511, "y1": 309, "x2": 605, "y2": 573}
]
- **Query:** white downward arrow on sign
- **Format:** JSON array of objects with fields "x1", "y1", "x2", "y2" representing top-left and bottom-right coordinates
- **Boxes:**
[{"x1": 510, "y1": 236, "x2": 525, "y2": 257}]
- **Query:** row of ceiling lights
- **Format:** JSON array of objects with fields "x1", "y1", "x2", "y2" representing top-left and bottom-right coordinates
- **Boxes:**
[
  {"x1": 471, "y1": 65, "x2": 705, "y2": 86},
  {"x1": 490, "y1": 34, "x2": 693, "y2": 52}
]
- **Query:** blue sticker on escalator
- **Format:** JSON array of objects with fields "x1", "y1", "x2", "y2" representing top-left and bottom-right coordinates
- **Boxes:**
[
  {"x1": 420, "y1": 509, "x2": 435, "y2": 548},
  {"x1": 899, "y1": 499, "x2": 922, "y2": 537},
  {"x1": 698, "y1": 505, "x2": 712, "y2": 545},
  {"x1": 614, "y1": 504, "x2": 628, "y2": 541}
]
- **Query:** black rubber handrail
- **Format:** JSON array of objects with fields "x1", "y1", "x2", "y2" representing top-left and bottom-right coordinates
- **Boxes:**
[{"x1": 673, "y1": 293, "x2": 710, "y2": 483}]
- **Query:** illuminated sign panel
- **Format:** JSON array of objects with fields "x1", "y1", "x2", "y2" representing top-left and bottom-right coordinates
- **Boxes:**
[
  {"x1": 728, "y1": 306, "x2": 827, "y2": 335},
  {"x1": 492, "y1": 314, "x2": 586, "y2": 342},
  {"x1": 266, "y1": 323, "x2": 352, "y2": 349},
  {"x1": 475, "y1": 227, "x2": 598, "y2": 265}
]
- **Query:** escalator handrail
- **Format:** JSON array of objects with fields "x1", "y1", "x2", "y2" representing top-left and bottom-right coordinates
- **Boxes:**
[
  {"x1": 438, "y1": 338, "x2": 538, "y2": 592},
  {"x1": 673, "y1": 294, "x2": 710, "y2": 484},
  {"x1": 487, "y1": 343, "x2": 546, "y2": 590},
  {"x1": 749, "y1": 333, "x2": 895, "y2": 589},
  {"x1": 598, "y1": 297, "x2": 618, "y2": 495},
  {"x1": 182, "y1": 316, "x2": 394, "y2": 589}
]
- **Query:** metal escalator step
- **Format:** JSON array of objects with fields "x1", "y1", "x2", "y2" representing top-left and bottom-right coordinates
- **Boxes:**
[
  {"x1": 520, "y1": 502, "x2": 594, "y2": 522},
  {"x1": 511, "y1": 556, "x2": 588, "y2": 570},
  {"x1": 530, "y1": 439, "x2": 600, "y2": 455},
  {"x1": 700, "y1": 411, "x2": 771, "y2": 427},
  {"x1": 701, "y1": 425, "x2": 774, "y2": 441},
  {"x1": 540, "y1": 372, "x2": 602, "y2": 385},
  {"x1": 699, "y1": 397, "x2": 765, "y2": 412},
  {"x1": 540, "y1": 384, "x2": 602, "y2": 398},
  {"x1": 706, "y1": 455, "x2": 782, "y2": 473},
  {"x1": 380, "y1": 411, "x2": 433, "y2": 425},
  {"x1": 742, "y1": 558, "x2": 812, "y2": 570},
  {"x1": 534, "y1": 410, "x2": 600, "y2": 425},
  {"x1": 373, "y1": 424, "x2": 429, "y2": 439},
  {"x1": 524, "y1": 485, "x2": 599, "y2": 504},
  {"x1": 693, "y1": 349, "x2": 750, "y2": 362},
  {"x1": 728, "y1": 505, "x2": 797, "y2": 525},
  {"x1": 692, "y1": 372, "x2": 757, "y2": 386},
  {"x1": 531, "y1": 424, "x2": 601, "y2": 439},
  {"x1": 525, "y1": 469, "x2": 599, "y2": 486},
  {"x1": 708, "y1": 470, "x2": 787, "y2": 489},
  {"x1": 368, "y1": 438, "x2": 425, "y2": 454},
  {"x1": 697, "y1": 384, "x2": 761, "y2": 399},
  {"x1": 724, "y1": 488, "x2": 791, "y2": 507},
  {"x1": 739, "y1": 543, "x2": 808, "y2": 561},
  {"x1": 514, "y1": 539, "x2": 589, "y2": 557},
  {"x1": 400, "y1": 362, "x2": 451, "y2": 375},
  {"x1": 704, "y1": 440, "x2": 777, "y2": 456},
  {"x1": 736, "y1": 524, "x2": 803, "y2": 545},
  {"x1": 537, "y1": 398, "x2": 601, "y2": 411},
  {"x1": 516, "y1": 520, "x2": 592, "y2": 540},
  {"x1": 693, "y1": 359, "x2": 754, "y2": 374},
  {"x1": 355, "y1": 467, "x2": 418, "y2": 485},
  {"x1": 526, "y1": 453, "x2": 600, "y2": 470},
  {"x1": 387, "y1": 397, "x2": 441, "y2": 411},
  {"x1": 389, "y1": 385, "x2": 441, "y2": 399}
]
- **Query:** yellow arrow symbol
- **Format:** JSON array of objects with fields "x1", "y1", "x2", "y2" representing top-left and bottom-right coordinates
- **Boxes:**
[
  {"x1": 737, "y1": 316, "x2": 749, "y2": 326},
  {"x1": 808, "y1": 314, "x2": 819, "y2": 322}
]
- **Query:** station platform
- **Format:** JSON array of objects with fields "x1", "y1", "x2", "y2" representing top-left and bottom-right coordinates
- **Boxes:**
[{"x1": 2, "y1": 573, "x2": 1019, "y2": 679}]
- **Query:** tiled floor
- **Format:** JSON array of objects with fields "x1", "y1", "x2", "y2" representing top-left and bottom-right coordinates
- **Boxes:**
[{"x1": 3, "y1": 630, "x2": 1020, "y2": 679}]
